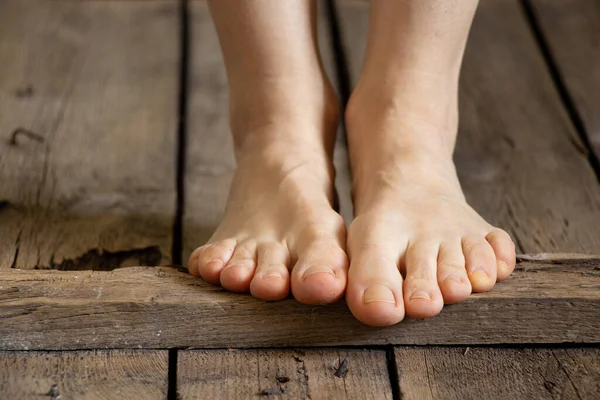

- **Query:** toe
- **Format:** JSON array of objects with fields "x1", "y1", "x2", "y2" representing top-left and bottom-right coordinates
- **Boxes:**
[
  {"x1": 437, "y1": 240, "x2": 471, "y2": 304},
  {"x1": 347, "y1": 252, "x2": 405, "y2": 326},
  {"x1": 462, "y1": 235, "x2": 497, "y2": 292},
  {"x1": 346, "y1": 224, "x2": 405, "y2": 326},
  {"x1": 250, "y1": 242, "x2": 291, "y2": 301},
  {"x1": 220, "y1": 241, "x2": 257, "y2": 293},
  {"x1": 291, "y1": 238, "x2": 348, "y2": 305},
  {"x1": 403, "y1": 242, "x2": 444, "y2": 318},
  {"x1": 188, "y1": 238, "x2": 237, "y2": 284},
  {"x1": 486, "y1": 229, "x2": 516, "y2": 281}
]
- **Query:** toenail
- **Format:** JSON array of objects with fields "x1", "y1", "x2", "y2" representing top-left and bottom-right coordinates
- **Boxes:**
[
  {"x1": 410, "y1": 290, "x2": 431, "y2": 301},
  {"x1": 364, "y1": 285, "x2": 396, "y2": 305},
  {"x1": 469, "y1": 269, "x2": 491, "y2": 284},
  {"x1": 204, "y1": 259, "x2": 223, "y2": 271},
  {"x1": 303, "y1": 265, "x2": 335, "y2": 280},
  {"x1": 262, "y1": 272, "x2": 283, "y2": 279},
  {"x1": 499, "y1": 260, "x2": 510, "y2": 271},
  {"x1": 444, "y1": 275, "x2": 465, "y2": 284}
]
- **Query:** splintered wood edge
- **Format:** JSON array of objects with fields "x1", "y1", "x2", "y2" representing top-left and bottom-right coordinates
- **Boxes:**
[{"x1": 0, "y1": 255, "x2": 599, "y2": 350}]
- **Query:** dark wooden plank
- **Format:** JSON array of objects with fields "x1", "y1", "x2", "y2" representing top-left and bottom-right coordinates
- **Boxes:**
[
  {"x1": 0, "y1": 0, "x2": 178, "y2": 270},
  {"x1": 336, "y1": 0, "x2": 600, "y2": 253},
  {"x1": 529, "y1": 0, "x2": 600, "y2": 161},
  {"x1": 0, "y1": 350, "x2": 168, "y2": 399},
  {"x1": 394, "y1": 347, "x2": 600, "y2": 400},
  {"x1": 1, "y1": 256, "x2": 599, "y2": 350},
  {"x1": 178, "y1": 349, "x2": 391, "y2": 399},
  {"x1": 182, "y1": 1, "x2": 353, "y2": 262}
]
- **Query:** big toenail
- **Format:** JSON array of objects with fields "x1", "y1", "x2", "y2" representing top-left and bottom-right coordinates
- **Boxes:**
[
  {"x1": 364, "y1": 285, "x2": 396, "y2": 305},
  {"x1": 303, "y1": 265, "x2": 335, "y2": 280},
  {"x1": 469, "y1": 269, "x2": 490, "y2": 284},
  {"x1": 410, "y1": 290, "x2": 431, "y2": 300}
]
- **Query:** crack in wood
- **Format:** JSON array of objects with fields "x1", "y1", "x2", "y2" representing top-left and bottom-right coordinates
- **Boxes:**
[
  {"x1": 43, "y1": 246, "x2": 162, "y2": 271},
  {"x1": 293, "y1": 351, "x2": 311, "y2": 400}
]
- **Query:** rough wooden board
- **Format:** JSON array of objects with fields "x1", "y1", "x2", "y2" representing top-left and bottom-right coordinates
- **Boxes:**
[
  {"x1": 182, "y1": 1, "x2": 353, "y2": 263},
  {"x1": 529, "y1": 0, "x2": 600, "y2": 161},
  {"x1": 178, "y1": 349, "x2": 391, "y2": 399},
  {"x1": 1, "y1": 258, "x2": 599, "y2": 350},
  {"x1": 0, "y1": 0, "x2": 178, "y2": 270},
  {"x1": 0, "y1": 350, "x2": 168, "y2": 399},
  {"x1": 394, "y1": 347, "x2": 600, "y2": 400},
  {"x1": 336, "y1": 0, "x2": 600, "y2": 253}
]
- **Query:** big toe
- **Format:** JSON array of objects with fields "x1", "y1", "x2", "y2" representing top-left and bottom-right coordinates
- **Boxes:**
[{"x1": 346, "y1": 251, "x2": 405, "y2": 327}]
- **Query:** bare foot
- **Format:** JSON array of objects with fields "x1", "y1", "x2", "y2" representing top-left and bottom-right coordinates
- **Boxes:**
[
  {"x1": 344, "y1": 82, "x2": 516, "y2": 326},
  {"x1": 188, "y1": 105, "x2": 348, "y2": 304}
]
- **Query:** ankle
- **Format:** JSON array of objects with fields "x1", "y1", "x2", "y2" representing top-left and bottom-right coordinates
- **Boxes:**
[
  {"x1": 229, "y1": 74, "x2": 340, "y2": 147},
  {"x1": 345, "y1": 77, "x2": 459, "y2": 156}
]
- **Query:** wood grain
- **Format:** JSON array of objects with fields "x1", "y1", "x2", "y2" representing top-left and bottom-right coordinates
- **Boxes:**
[
  {"x1": 336, "y1": 0, "x2": 600, "y2": 253},
  {"x1": 0, "y1": 350, "x2": 168, "y2": 399},
  {"x1": 0, "y1": 0, "x2": 178, "y2": 270},
  {"x1": 182, "y1": 1, "x2": 353, "y2": 263},
  {"x1": 178, "y1": 349, "x2": 391, "y2": 399},
  {"x1": 529, "y1": 0, "x2": 600, "y2": 161},
  {"x1": 0, "y1": 257, "x2": 598, "y2": 350},
  {"x1": 394, "y1": 347, "x2": 600, "y2": 400}
]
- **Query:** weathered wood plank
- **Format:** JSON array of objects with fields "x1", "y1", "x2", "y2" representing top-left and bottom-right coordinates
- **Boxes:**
[
  {"x1": 182, "y1": 1, "x2": 352, "y2": 263},
  {"x1": 529, "y1": 0, "x2": 600, "y2": 162},
  {"x1": 394, "y1": 347, "x2": 600, "y2": 400},
  {"x1": 336, "y1": 0, "x2": 600, "y2": 253},
  {"x1": 0, "y1": 0, "x2": 178, "y2": 270},
  {"x1": 0, "y1": 350, "x2": 168, "y2": 399},
  {"x1": 0, "y1": 257, "x2": 598, "y2": 350},
  {"x1": 178, "y1": 349, "x2": 391, "y2": 399}
]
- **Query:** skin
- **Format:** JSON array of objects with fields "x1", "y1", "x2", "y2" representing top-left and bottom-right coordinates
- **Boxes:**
[{"x1": 188, "y1": 0, "x2": 516, "y2": 327}]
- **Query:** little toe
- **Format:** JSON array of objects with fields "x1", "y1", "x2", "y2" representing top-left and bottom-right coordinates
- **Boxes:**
[
  {"x1": 462, "y1": 236, "x2": 497, "y2": 292},
  {"x1": 250, "y1": 242, "x2": 291, "y2": 301},
  {"x1": 291, "y1": 239, "x2": 348, "y2": 305},
  {"x1": 188, "y1": 238, "x2": 237, "y2": 284},
  {"x1": 220, "y1": 241, "x2": 257, "y2": 293},
  {"x1": 403, "y1": 242, "x2": 444, "y2": 318},
  {"x1": 486, "y1": 229, "x2": 516, "y2": 281},
  {"x1": 437, "y1": 240, "x2": 471, "y2": 304}
]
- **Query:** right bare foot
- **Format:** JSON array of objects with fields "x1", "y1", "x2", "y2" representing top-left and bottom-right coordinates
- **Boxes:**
[{"x1": 188, "y1": 99, "x2": 348, "y2": 304}]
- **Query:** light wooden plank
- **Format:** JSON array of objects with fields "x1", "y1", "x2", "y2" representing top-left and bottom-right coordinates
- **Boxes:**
[
  {"x1": 336, "y1": 0, "x2": 600, "y2": 253},
  {"x1": 529, "y1": 0, "x2": 600, "y2": 161},
  {"x1": 394, "y1": 347, "x2": 600, "y2": 400},
  {"x1": 0, "y1": 256, "x2": 599, "y2": 350},
  {"x1": 178, "y1": 349, "x2": 391, "y2": 399},
  {"x1": 0, "y1": 0, "x2": 178, "y2": 270},
  {"x1": 0, "y1": 350, "x2": 168, "y2": 399},
  {"x1": 182, "y1": 1, "x2": 353, "y2": 263}
]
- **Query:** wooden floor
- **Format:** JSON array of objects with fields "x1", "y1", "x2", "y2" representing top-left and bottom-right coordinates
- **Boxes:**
[{"x1": 1, "y1": 0, "x2": 600, "y2": 398}]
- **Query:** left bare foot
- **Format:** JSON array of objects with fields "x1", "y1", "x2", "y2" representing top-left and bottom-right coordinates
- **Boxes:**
[{"x1": 344, "y1": 80, "x2": 516, "y2": 326}]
